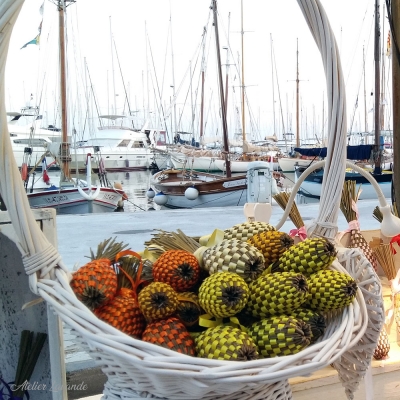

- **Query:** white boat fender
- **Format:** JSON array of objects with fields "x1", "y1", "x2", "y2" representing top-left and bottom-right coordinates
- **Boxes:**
[
  {"x1": 146, "y1": 188, "x2": 156, "y2": 198},
  {"x1": 77, "y1": 153, "x2": 101, "y2": 201},
  {"x1": 78, "y1": 185, "x2": 101, "y2": 201},
  {"x1": 185, "y1": 186, "x2": 199, "y2": 200},
  {"x1": 154, "y1": 191, "x2": 168, "y2": 205}
]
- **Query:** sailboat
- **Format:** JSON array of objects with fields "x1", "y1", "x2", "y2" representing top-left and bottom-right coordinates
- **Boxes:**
[
  {"x1": 150, "y1": 0, "x2": 275, "y2": 209},
  {"x1": 295, "y1": 0, "x2": 393, "y2": 201},
  {"x1": 212, "y1": 2, "x2": 280, "y2": 173},
  {"x1": 25, "y1": 0, "x2": 126, "y2": 214}
]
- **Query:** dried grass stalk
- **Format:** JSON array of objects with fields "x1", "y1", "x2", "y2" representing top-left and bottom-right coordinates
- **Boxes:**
[
  {"x1": 273, "y1": 191, "x2": 304, "y2": 229},
  {"x1": 373, "y1": 206, "x2": 383, "y2": 223},
  {"x1": 372, "y1": 204, "x2": 398, "y2": 223},
  {"x1": 144, "y1": 229, "x2": 201, "y2": 257},
  {"x1": 340, "y1": 180, "x2": 362, "y2": 223}
]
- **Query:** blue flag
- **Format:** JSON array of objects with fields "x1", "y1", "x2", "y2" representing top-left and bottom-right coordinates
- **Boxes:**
[
  {"x1": 20, "y1": 34, "x2": 40, "y2": 49},
  {"x1": 21, "y1": 4, "x2": 43, "y2": 50}
]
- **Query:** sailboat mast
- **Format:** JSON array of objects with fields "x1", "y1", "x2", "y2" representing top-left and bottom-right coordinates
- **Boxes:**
[
  {"x1": 170, "y1": 14, "x2": 178, "y2": 138},
  {"x1": 270, "y1": 34, "x2": 276, "y2": 139},
  {"x1": 200, "y1": 28, "x2": 206, "y2": 143},
  {"x1": 374, "y1": 0, "x2": 382, "y2": 174},
  {"x1": 240, "y1": 0, "x2": 246, "y2": 143},
  {"x1": 110, "y1": 17, "x2": 117, "y2": 115},
  {"x1": 212, "y1": 0, "x2": 231, "y2": 177},
  {"x1": 380, "y1": 2, "x2": 386, "y2": 131},
  {"x1": 58, "y1": 0, "x2": 71, "y2": 180},
  {"x1": 296, "y1": 38, "x2": 300, "y2": 148},
  {"x1": 224, "y1": 13, "x2": 231, "y2": 116},
  {"x1": 363, "y1": 45, "x2": 368, "y2": 134}
]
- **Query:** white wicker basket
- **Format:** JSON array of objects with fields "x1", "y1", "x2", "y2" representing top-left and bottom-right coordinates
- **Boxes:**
[{"x1": 0, "y1": 1, "x2": 384, "y2": 400}]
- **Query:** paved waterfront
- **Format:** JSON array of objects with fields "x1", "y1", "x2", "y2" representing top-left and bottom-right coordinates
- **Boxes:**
[{"x1": 56, "y1": 200, "x2": 382, "y2": 271}]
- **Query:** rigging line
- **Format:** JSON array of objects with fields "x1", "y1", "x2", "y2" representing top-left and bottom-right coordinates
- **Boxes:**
[
  {"x1": 168, "y1": 8, "x2": 212, "y2": 121},
  {"x1": 348, "y1": 15, "x2": 374, "y2": 133},
  {"x1": 146, "y1": 31, "x2": 169, "y2": 134},
  {"x1": 85, "y1": 62, "x2": 104, "y2": 130},
  {"x1": 159, "y1": 17, "x2": 171, "y2": 102},
  {"x1": 112, "y1": 37, "x2": 134, "y2": 128},
  {"x1": 345, "y1": 1, "x2": 374, "y2": 84}
]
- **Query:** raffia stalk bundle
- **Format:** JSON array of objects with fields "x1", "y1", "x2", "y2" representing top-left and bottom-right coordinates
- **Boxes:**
[
  {"x1": 372, "y1": 204, "x2": 398, "y2": 223},
  {"x1": 340, "y1": 181, "x2": 377, "y2": 271},
  {"x1": 273, "y1": 192, "x2": 304, "y2": 229},
  {"x1": 144, "y1": 229, "x2": 201, "y2": 257},
  {"x1": 373, "y1": 244, "x2": 400, "y2": 334},
  {"x1": 273, "y1": 191, "x2": 306, "y2": 240}
]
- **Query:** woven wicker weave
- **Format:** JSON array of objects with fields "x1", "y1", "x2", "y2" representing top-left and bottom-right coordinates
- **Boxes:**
[{"x1": 0, "y1": 1, "x2": 384, "y2": 400}]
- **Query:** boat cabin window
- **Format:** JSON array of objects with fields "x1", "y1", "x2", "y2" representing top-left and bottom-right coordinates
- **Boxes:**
[
  {"x1": 131, "y1": 141, "x2": 145, "y2": 148},
  {"x1": 117, "y1": 139, "x2": 130, "y2": 148},
  {"x1": 13, "y1": 138, "x2": 48, "y2": 147}
]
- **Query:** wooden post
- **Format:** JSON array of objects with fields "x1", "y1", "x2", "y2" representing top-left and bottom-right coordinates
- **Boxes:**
[
  {"x1": 392, "y1": 0, "x2": 400, "y2": 210},
  {"x1": 0, "y1": 209, "x2": 66, "y2": 400},
  {"x1": 374, "y1": 0, "x2": 382, "y2": 175}
]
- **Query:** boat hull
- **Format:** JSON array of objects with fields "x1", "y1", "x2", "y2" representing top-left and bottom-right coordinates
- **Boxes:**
[
  {"x1": 278, "y1": 157, "x2": 317, "y2": 173},
  {"x1": 295, "y1": 168, "x2": 393, "y2": 200},
  {"x1": 151, "y1": 169, "x2": 247, "y2": 209},
  {"x1": 214, "y1": 158, "x2": 280, "y2": 172},
  {"x1": 71, "y1": 148, "x2": 152, "y2": 171},
  {"x1": 27, "y1": 186, "x2": 125, "y2": 214}
]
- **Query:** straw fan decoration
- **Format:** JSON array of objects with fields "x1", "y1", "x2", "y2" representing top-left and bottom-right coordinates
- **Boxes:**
[
  {"x1": 373, "y1": 244, "x2": 400, "y2": 335},
  {"x1": 0, "y1": 1, "x2": 385, "y2": 400}
]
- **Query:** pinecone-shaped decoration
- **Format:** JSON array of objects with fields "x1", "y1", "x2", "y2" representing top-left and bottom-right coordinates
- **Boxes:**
[
  {"x1": 142, "y1": 317, "x2": 196, "y2": 356},
  {"x1": 348, "y1": 229, "x2": 378, "y2": 272},
  {"x1": 95, "y1": 288, "x2": 146, "y2": 337},
  {"x1": 195, "y1": 325, "x2": 259, "y2": 361},
  {"x1": 373, "y1": 327, "x2": 390, "y2": 360},
  {"x1": 70, "y1": 237, "x2": 128, "y2": 310},
  {"x1": 289, "y1": 307, "x2": 325, "y2": 343},
  {"x1": 269, "y1": 237, "x2": 337, "y2": 276},
  {"x1": 224, "y1": 222, "x2": 275, "y2": 241},
  {"x1": 176, "y1": 291, "x2": 204, "y2": 328},
  {"x1": 247, "y1": 271, "x2": 308, "y2": 317},
  {"x1": 306, "y1": 270, "x2": 358, "y2": 311},
  {"x1": 247, "y1": 230, "x2": 294, "y2": 266},
  {"x1": 95, "y1": 254, "x2": 146, "y2": 337},
  {"x1": 202, "y1": 239, "x2": 266, "y2": 282},
  {"x1": 248, "y1": 316, "x2": 312, "y2": 358},
  {"x1": 152, "y1": 249, "x2": 200, "y2": 292},
  {"x1": 138, "y1": 281, "x2": 179, "y2": 321},
  {"x1": 198, "y1": 272, "x2": 249, "y2": 318}
]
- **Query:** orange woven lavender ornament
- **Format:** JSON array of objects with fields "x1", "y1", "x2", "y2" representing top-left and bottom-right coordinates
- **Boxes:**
[
  {"x1": 70, "y1": 237, "x2": 129, "y2": 310},
  {"x1": 94, "y1": 251, "x2": 146, "y2": 338},
  {"x1": 142, "y1": 317, "x2": 196, "y2": 356}
]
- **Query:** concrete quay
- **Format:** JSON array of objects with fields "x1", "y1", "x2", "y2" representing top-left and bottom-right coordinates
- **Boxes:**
[{"x1": 56, "y1": 199, "x2": 383, "y2": 270}]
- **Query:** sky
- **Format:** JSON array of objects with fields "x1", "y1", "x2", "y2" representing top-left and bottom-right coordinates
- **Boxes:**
[{"x1": 4, "y1": 0, "x2": 391, "y2": 143}]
